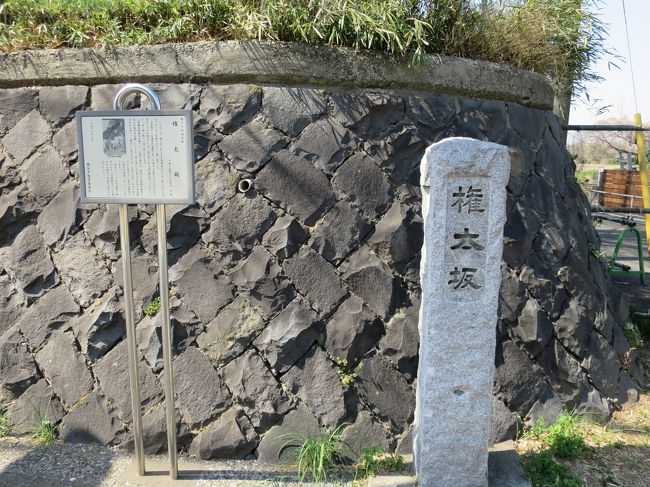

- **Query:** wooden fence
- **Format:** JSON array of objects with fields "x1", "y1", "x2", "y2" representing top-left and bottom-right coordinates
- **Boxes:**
[{"x1": 599, "y1": 169, "x2": 644, "y2": 207}]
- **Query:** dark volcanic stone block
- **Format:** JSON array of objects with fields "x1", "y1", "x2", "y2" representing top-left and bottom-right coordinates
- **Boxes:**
[
  {"x1": 60, "y1": 392, "x2": 123, "y2": 445},
  {"x1": 39, "y1": 85, "x2": 88, "y2": 126},
  {"x1": 219, "y1": 118, "x2": 288, "y2": 173},
  {"x1": 173, "y1": 259, "x2": 234, "y2": 325},
  {"x1": 36, "y1": 182, "x2": 80, "y2": 248},
  {"x1": 292, "y1": 117, "x2": 357, "y2": 175},
  {"x1": 333, "y1": 152, "x2": 392, "y2": 219},
  {"x1": 201, "y1": 84, "x2": 262, "y2": 134},
  {"x1": 189, "y1": 408, "x2": 258, "y2": 460},
  {"x1": 339, "y1": 245, "x2": 407, "y2": 319},
  {"x1": 256, "y1": 404, "x2": 320, "y2": 463},
  {"x1": 356, "y1": 354, "x2": 414, "y2": 430},
  {"x1": 581, "y1": 331, "x2": 620, "y2": 399},
  {"x1": 201, "y1": 193, "x2": 277, "y2": 263},
  {"x1": 5, "y1": 378, "x2": 64, "y2": 435},
  {"x1": 94, "y1": 340, "x2": 162, "y2": 422},
  {"x1": 256, "y1": 150, "x2": 335, "y2": 226},
  {"x1": 325, "y1": 294, "x2": 383, "y2": 365},
  {"x1": 173, "y1": 346, "x2": 230, "y2": 428},
  {"x1": 330, "y1": 92, "x2": 404, "y2": 139},
  {"x1": 194, "y1": 152, "x2": 238, "y2": 215},
  {"x1": 0, "y1": 276, "x2": 24, "y2": 338},
  {"x1": 367, "y1": 200, "x2": 423, "y2": 273},
  {"x1": 35, "y1": 331, "x2": 94, "y2": 408},
  {"x1": 494, "y1": 340, "x2": 551, "y2": 412},
  {"x1": 23, "y1": 146, "x2": 69, "y2": 205},
  {"x1": 254, "y1": 297, "x2": 321, "y2": 373},
  {"x1": 2, "y1": 110, "x2": 51, "y2": 163},
  {"x1": 537, "y1": 339, "x2": 588, "y2": 406},
  {"x1": 261, "y1": 214, "x2": 308, "y2": 261},
  {"x1": 281, "y1": 346, "x2": 351, "y2": 427},
  {"x1": 2, "y1": 224, "x2": 57, "y2": 298},
  {"x1": 196, "y1": 295, "x2": 267, "y2": 366},
  {"x1": 379, "y1": 303, "x2": 419, "y2": 380},
  {"x1": 340, "y1": 410, "x2": 392, "y2": 459},
  {"x1": 262, "y1": 87, "x2": 326, "y2": 136},
  {"x1": 229, "y1": 245, "x2": 295, "y2": 316},
  {"x1": 72, "y1": 287, "x2": 125, "y2": 361},
  {"x1": 0, "y1": 88, "x2": 38, "y2": 135},
  {"x1": 513, "y1": 298, "x2": 553, "y2": 357},
  {"x1": 310, "y1": 200, "x2": 373, "y2": 265},
  {"x1": 52, "y1": 232, "x2": 112, "y2": 307},
  {"x1": 222, "y1": 350, "x2": 292, "y2": 430},
  {"x1": 0, "y1": 327, "x2": 39, "y2": 402},
  {"x1": 17, "y1": 285, "x2": 80, "y2": 351},
  {"x1": 282, "y1": 248, "x2": 347, "y2": 315}
]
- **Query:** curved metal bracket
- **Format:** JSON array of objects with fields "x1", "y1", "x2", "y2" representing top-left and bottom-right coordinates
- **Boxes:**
[{"x1": 112, "y1": 83, "x2": 161, "y2": 111}]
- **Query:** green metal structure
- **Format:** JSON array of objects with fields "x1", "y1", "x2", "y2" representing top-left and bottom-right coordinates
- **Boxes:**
[{"x1": 605, "y1": 226, "x2": 646, "y2": 284}]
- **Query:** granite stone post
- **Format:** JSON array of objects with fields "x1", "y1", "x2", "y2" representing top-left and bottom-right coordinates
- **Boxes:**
[{"x1": 414, "y1": 137, "x2": 510, "y2": 486}]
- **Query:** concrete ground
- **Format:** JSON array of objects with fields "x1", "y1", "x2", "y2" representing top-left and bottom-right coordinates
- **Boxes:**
[{"x1": 0, "y1": 438, "x2": 529, "y2": 486}]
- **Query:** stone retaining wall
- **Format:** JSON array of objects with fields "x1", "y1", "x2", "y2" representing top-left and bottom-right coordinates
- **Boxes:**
[{"x1": 0, "y1": 42, "x2": 642, "y2": 460}]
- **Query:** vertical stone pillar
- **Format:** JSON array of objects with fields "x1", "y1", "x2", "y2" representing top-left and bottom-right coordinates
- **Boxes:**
[{"x1": 414, "y1": 137, "x2": 510, "y2": 487}]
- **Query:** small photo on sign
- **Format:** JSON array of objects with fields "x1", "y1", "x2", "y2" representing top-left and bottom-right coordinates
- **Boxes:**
[{"x1": 102, "y1": 118, "x2": 126, "y2": 157}]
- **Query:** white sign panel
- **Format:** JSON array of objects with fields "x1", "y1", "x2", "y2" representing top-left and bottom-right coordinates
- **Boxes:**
[{"x1": 76, "y1": 110, "x2": 195, "y2": 204}]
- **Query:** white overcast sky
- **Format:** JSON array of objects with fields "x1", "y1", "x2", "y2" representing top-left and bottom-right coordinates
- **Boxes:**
[{"x1": 569, "y1": 0, "x2": 650, "y2": 125}]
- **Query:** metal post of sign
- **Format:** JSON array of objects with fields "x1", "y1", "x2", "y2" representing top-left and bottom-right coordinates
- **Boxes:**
[
  {"x1": 156, "y1": 204, "x2": 178, "y2": 478},
  {"x1": 111, "y1": 84, "x2": 178, "y2": 479},
  {"x1": 117, "y1": 203, "x2": 145, "y2": 476}
]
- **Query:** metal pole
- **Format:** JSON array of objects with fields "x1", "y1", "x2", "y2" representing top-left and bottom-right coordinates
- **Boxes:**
[
  {"x1": 118, "y1": 204, "x2": 145, "y2": 476},
  {"x1": 156, "y1": 204, "x2": 178, "y2": 479},
  {"x1": 564, "y1": 124, "x2": 650, "y2": 131},
  {"x1": 634, "y1": 113, "x2": 650, "y2": 252},
  {"x1": 112, "y1": 84, "x2": 177, "y2": 479}
]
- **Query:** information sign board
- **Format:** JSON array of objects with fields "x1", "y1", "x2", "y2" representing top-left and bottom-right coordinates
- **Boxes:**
[{"x1": 76, "y1": 110, "x2": 194, "y2": 204}]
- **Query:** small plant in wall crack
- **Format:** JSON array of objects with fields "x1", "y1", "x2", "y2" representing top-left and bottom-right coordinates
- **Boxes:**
[
  {"x1": 333, "y1": 357, "x2": 361, "y2": 386},
  {"x1": 588, "y1": 243, "x2": 606, "y2": 262},
  {"x1": 144, "y1": 297, "x2": 161, "y2": 316}
]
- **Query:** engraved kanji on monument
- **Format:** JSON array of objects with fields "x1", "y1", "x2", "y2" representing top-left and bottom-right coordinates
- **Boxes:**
[{"x1": 414, "y1": 138, "x2": 510, "y2": 487}]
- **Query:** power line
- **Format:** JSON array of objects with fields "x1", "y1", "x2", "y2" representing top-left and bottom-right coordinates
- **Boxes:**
[{"x1": 621, "y1": 0, "x2": 639, "y2": 114}]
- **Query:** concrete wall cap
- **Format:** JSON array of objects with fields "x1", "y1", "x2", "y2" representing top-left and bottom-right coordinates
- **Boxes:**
[{"x1": 0, "y1": 40, "x2": 553, "y2": 109}]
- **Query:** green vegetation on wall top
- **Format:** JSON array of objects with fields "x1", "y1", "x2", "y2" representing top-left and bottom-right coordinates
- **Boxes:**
[{"x1": 0, "y1": 0, "x2": 607, "y2": 95}]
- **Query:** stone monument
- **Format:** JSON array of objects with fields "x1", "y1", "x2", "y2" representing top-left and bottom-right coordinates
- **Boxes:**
[{"x1": 414, "y1": 138, "x2": 510, "y2": 486}]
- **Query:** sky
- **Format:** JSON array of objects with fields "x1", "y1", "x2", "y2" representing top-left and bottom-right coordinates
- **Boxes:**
[{"x1": 569, "y1": 0, "x2": 650, "y2": 125}]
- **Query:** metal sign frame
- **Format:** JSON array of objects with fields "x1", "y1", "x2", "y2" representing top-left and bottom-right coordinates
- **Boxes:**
[
  {"x1": 97, "y1": 83, "x2": 181, "y2": 479},
  {"x1": 76, "y1": 109, "x2": 194, "y2": 205}
]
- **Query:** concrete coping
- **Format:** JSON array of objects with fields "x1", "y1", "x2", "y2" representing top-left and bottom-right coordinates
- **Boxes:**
[{"x1": 0, "y1": 40, "x2": 554, "y2": 109}]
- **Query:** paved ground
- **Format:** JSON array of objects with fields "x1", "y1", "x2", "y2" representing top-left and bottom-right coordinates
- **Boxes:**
[
  {"x1": 0, "y1": 438, "x2": 349, "y2": 487},
  {"x1": 0, "y1": 437, "x2": 529, "y2": 486}
]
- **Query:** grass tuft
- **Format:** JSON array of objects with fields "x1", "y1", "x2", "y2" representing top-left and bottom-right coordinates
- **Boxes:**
[
  {"x1": 629, "y1": 308, "x2": 650, "y2": 342},
  {"x1": 544, "y1": 411, "x2": 586, "y2": 460},
  {"x1": 0, "y1": 409, "x2": 11, "y2": 437},
  {"x1": 355, "y1": 446, "x2": 405, "y2": 479},
  {"x1": 525, "y1": 449, "x2": 583, "y2": 487},
  {"x1": 31, "y1": 418, "x2": 56, "y2": 446},
  {"x1": 278, "y1": 423, "x2": 350, "y2": 482},
  {"x1": 522, "y1": 411, "x2": 587, "y2": 486},
  {"x1": 0, "y1": 0, "x2": 608, "y2": 96}
]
